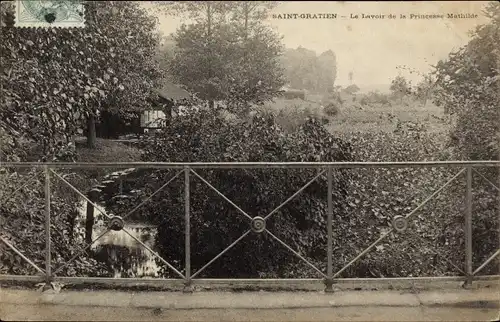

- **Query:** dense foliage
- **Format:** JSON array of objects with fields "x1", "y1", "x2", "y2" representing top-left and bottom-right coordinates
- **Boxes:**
[
  {"x1": 336, "y1": 127, "x2": 498, "y2": 277},
  {"x1": 0, "y1": 169, "x2": 106, "y2": 276},
  {"x1": 433, "y1": 2, "x2": 499, "y2": 161},
  {"x1": 99, "y1": 106, "x2": 498, "y2": 278},
  {"x1": 102, "y1": 108, "x2": 351, "y2": 278},
  {"x1": 1, "y1": 1, "x2": 162, "y2": 159}
]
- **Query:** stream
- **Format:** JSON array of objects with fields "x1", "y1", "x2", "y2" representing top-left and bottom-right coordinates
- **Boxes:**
[{"x1": 76, "y1": 200, "x2": 161, "y2": 278}]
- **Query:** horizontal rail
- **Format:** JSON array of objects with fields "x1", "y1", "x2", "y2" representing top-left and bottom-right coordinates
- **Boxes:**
[
  {"x1": 1, "y1": 161, "x2": 499, "y2": 169},
  {"x1": 2, "y1": 275, "x2": 500, "y2": 284},
  {"x1": 1, "y1": 161, "x2": 498, "y2": 290},
  {"x1": 1, "y1": 275, "x2": 499, "y2": 290}
]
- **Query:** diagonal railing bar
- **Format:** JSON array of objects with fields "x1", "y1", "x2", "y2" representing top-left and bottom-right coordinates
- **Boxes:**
[
  {"x1": 333, "y1": 168, "x2": 466, "y2": 279},
  {"x1": 50, "y1": 169, "x2": 112, "y2": 220},
  {"x1": 191, "y1": 230, "x2": 251, "y2": 279},
  {"x1": 412, "y1": 233, "x2": 465, "y2": 275},
  {"x1": 121, "y1": 227, "x2": 185, "y2": 279},
  {"x1": 53, "y1": 229, "x2": 111, "y2": 275},
  {"x1": 190, "y1": 169, "x2": 253, "y2": 221},
  {"x1": 265, "y1": 230, "x2": 327, "y2": 278},
  {"x1": 404, "y1": 168, "x2": 466, "y2": 221},
  {"x1": 122, "y1": 169, "x2": 184, "y2": 221},
  {"x1": 264, "y1": 169, "x2": 326, "y2": 221},
  {"x1": 333, "y1": 229, "x2": 394, "y2": 279},
  {"x1": 472, "y1": 168, "x2": 500, "y2": 192},
  {"x1": 0, "y1": 236, "x2": 46, "y2": 275},
  {"x1": 473, "y1": 249, "x2": 500, "y2": 276},
  {"x1": 0, "y1": 170, "x2": 40, "y2": 203}
]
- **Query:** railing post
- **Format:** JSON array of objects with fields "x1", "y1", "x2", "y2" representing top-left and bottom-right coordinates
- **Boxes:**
[
  {"x1": 325, "y1": 166, "x2": 334, "y2": 292},
  {"x1": 184, "y1": 166, "x2": 192, "y2": 292},
  {"x1": 85, "y1": 189, "x2": 99, "y2": 246},
  {"x1": 463, "y1": 166, "x2": 473, "y2": 288},
  {"x1": 44, "y1": 165, "x2": 52, "y2": 283}
]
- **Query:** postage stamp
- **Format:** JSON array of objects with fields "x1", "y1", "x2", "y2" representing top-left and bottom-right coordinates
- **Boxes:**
[{"x1": 14, "y1": 0, "x2": 85, "y2": 28}]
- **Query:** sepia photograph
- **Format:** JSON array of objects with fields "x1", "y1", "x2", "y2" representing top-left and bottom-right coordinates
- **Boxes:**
[{"x1": 0, "y1": 1, "x2": 499, "y2": 321}]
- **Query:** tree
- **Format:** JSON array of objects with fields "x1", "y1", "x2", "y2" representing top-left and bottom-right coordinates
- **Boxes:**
[
  {"x1": 413, "y1": 75, "x2": 436, "y2": 107},
  {"x1": 431, "y1": 3, "x2": 499, "y2": 274},
  {"x1": 432, "y1": 2, "x2": 499, "y2": 160},
  {"x1": 281, "y1": 47, "x2": 337, "y2": 93},
  {"x1": 390, "y1": 76, "x2": 412, "y2": 104},
  {"x1": 156, "y1": 34, "x2": 177, "y2": 80},
  {"x1": 343, "y1": 84, "x2": 360, "y2": 95},
  {"x1": 317, "y1": 50, "x2": 337, "y2": 93},
  {"x1": 396, "y1": 65, "x2": 437, "y2": 108},
  {"x1": 1, "y1": 1, "x2": 162, "y2": 158},
  {"x1": 159, "y1": 1, "x2": 284, "y2": 115}
]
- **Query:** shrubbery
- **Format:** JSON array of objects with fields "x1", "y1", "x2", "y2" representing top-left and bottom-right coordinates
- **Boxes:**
[
  {"x1": 337, "y1": 126, "x2": 498, "y2": 277},
  {"x1": 101, "y1": 107, "x2": 498, "y2": 278},
  {"x1": 103, "y1": 108, "x2": 352, "y2": 278},
  {"x1": 323, "y1": 103, "x2": 340, "y2": 117},
  {"x1": 359, "y1": 91, "x2": 392, "y2": 107},
  {"x1": 0, "y1": 169, "x2": 106, "y2": 276},
  {"x1": 3, "y1": 103, "x2": 496, "y2": 279},
  {"x1": 257, "y1": 101, "x2": 329, "y2": 133}
]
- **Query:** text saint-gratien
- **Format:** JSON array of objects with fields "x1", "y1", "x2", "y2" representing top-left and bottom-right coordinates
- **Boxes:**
[{"x1": 272, "y1": 13, "x2": 338, "y2": 19}]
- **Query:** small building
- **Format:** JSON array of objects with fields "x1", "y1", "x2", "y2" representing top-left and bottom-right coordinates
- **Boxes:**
[
  {"x1": 141, "y1": 80, "x2": 192, "y2": 130},
  {"x1": 279, "y1": 85, "x2": 305, "y2": 100}
]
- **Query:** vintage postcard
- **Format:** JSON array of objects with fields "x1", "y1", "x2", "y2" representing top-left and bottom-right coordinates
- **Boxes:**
[{"x1": 0, "y1": 1, "x2": 499, "y2": 321}]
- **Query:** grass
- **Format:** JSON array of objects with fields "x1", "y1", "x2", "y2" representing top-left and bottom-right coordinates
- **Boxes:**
[
  {"x1": 329, "y1": 101, "x2": 447, "y2": 135},
  {"x1": 75, "y1": 137, "x2": 142, "y2": 163},
  {"x1": 260, "y1": 94, "x2": 449, "y2": 136},
  {"x1": 68, "y1": 138, "x2": 143, "y2": 192}
]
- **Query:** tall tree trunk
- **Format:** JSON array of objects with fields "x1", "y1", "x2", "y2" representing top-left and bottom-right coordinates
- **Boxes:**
[
  {"x1": 207, "y1": 3, "x2": 214, "y2": 108},
  {"x1": 244, "y1": 2, "x2": 248, "y2": 44},
  {"x1": 207, "y1": 2, "x2": 211, "y2": 37},
  {"x1": 87, "y1": 114, "x2": 97, "y2": 149},
  {"x1": 101, "y1": 111, "x2": 111, "y2": 139},
  {"x1": 242, "y1": 2, "x2": 250, "y2": 116},
  {"x1": 85, "y1": 201, "x2": 94, "y2": 245}
]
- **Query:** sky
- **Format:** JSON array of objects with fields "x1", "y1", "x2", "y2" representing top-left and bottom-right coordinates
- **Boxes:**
[{"x1": 147, "y1": 1, "x2": 492, "y2": 88}]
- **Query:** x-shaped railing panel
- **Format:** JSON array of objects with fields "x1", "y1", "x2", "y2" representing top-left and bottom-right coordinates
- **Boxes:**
[
  {"x1": 332, "y1": 168, "x2": 466, "y2": 279},
  {"x1": 50, "y1": 168, "x2": 186, "y2": 279},
  {"x1": 189, "y1": 168, "x2": 327, "y2": 279}
]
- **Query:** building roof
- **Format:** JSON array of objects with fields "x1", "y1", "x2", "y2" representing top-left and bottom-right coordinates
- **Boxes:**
[{"x1": 154, "y1": 80, "x2": 191, "y2": 101}]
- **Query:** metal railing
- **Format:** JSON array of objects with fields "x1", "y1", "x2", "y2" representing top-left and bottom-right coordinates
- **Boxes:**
[{"x1": 0, "y1": 161, "x2": 499, "y2": 292}]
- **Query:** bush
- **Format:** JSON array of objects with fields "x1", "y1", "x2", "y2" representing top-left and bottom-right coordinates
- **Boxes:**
[
  {"x1": 99, "y1": 111, "x2": 498, "y2": 279},
  {"x1": 323, "y1": 103, "x2": 340, "y2": 117},
  {"x1": 334, "y1": 122, "x2": 498, "y2": 278},
  {"x1": 103, "y1": 108, "x2": 352, "y2": 278},
  {"x1": 258, "y1": 101, "x2": 328, "y2": 133},
  {"x1": 433, "y1": 2, "x2": 499, "y2": 161},
  {"x1": 0, "y1": 169, "x2": 106, "y2": 276},
  {"x1": 360, "y1": 91, "x2": 391, "y2": 107}
]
